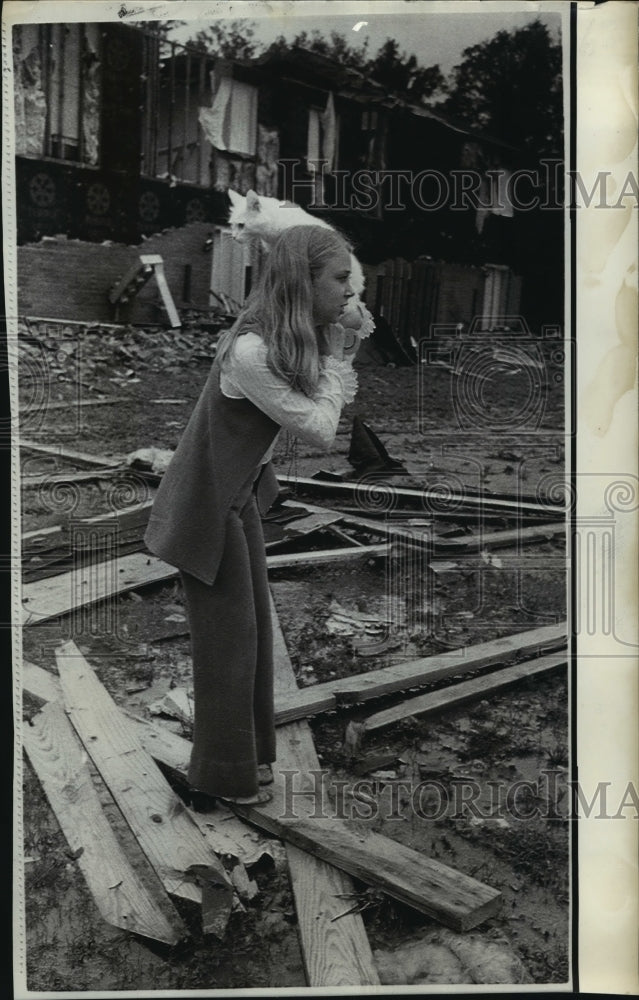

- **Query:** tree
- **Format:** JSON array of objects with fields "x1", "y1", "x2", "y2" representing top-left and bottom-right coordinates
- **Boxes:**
[
  {"x1": 271, "y1": 28, "x2": 370, "y2": 72},
  {"x1": 186, "y1": 19, "x2": 260, "y2": 61},
  {"x1": 441, "y1": 20, "x2": 563, "y2": 159},
  {"x1": 173, "y1": 22, "x2": 446, "y2": 105},
  {"x1": 367, "y1": 39, "x2": 446, "y2": 103}
]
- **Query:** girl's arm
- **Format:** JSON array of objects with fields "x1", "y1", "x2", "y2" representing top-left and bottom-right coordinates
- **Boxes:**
[{"x1": 227, "y1": 332, "x2": 357, "y2": 450}]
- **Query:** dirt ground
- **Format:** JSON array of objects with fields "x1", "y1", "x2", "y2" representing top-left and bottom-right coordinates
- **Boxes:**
[{"x1": 19, "y1": 318, "x2": 570, "y2": 990}]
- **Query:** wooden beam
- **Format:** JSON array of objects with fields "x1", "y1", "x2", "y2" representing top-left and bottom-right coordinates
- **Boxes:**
[
  {"x1": 19, "y1": 396, "x2": 129, "y2": 414},
  {"x1": 20, "y1": 439, "x2": 122, "y2": 468},
  {"x1": 22, "y1": 501, "x2": 153, "y2": 547},
  {"x1": 273, "y1": 622, "x2": 567, "y2": 723},
  {"x1": 21, "y1": 553, "x2": 177, "y2": 626},
  {"x1": 435, "y1": 522, "x2": 566, "y2": 553},
  {"x1": 278, "y1": 473, "x2": 564, "y2": 518},
  {"x1": 268, "y1": 543, "x2": 388, "y2": 569},
  {"x1": 22, "y1": 467, "x2": 127, "y2": 489},
  {"x1": 362, "y1": 652, "x2": 567, "y2": 734},
  {"x1": 23, "y1": 701, "x2": 187, "y2": 945},
  {"x1": 230, "y1": 788, "x2": 501, "y2": 933},
  {"x1": 282, "y1": 501, "x2": 565, "y2": 552},
  {"x1": 22, "y1": 544, "x2": 390, "y2": 625},
  {"x1": 269, "y1": 597, "x2": 381, "y2": 986},
  {"x1": 55, "y1": 642, "x2": 233, "y2": 934}
]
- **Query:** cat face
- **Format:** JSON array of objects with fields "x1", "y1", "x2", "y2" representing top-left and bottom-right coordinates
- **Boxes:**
[
  {"x1": 225, "y1": 188, "x2": 365, "y2": 296},
  {"x1": 227, "y1": 189, "x2": 332, "y2": 245}
]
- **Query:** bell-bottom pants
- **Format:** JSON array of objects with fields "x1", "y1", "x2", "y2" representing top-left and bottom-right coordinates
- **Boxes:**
[{"x1": 180, "y1": 484, "x2": 276, "y2": 798}]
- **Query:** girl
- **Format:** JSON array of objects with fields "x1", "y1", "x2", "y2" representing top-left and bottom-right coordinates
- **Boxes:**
[{"x1": 144, "y1": 225, "x2": 360, "y2": 805}]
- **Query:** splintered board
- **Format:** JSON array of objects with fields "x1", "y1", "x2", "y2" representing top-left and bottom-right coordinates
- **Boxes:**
[
  {"x1": 21, "y1": 661, "x2": 281, "y2": 870},
  {"x1": 23, "y1": 700, "x2": 187, "y2": 945},
  {"x1": 55, "y1": 642, "x2": 233, "y2": 934},
  {"x1": 269, "y1": 597, "x2": 381, "y2": 987}
]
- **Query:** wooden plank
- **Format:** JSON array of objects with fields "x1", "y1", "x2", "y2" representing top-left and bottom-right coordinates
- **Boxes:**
[
  {"x1": 21, "y1": 662, "x2": 280, "y2": 870},
  {"x1": 282, "y1": 499, "x2": 432, "y2": 545},
  {"x1": 19, "y1": 396, "x2": 129, "y2": 414},
  {"x1": 22, "y1": 660, "x2": 62, "y2": 703},
  {"x1": 150, "y1": 682, "x2": 337, "y2": 730},
  {"x1": 22, "y1": 544, "x2": 390, "y2": 625},
  {"x1": 363, "y1": 652, "x2": 567, "y2": 734},
  {"x1": 22, "y1": 501, "x2": 153, "y2": 547},
  {"x1": 124, "y1": 715, "x2": 283, "y2": 869},
  {"x1": 278, "y1": 473, "x2": 564, "y2": 518},
  {"x1": 281, "y1": 500, "x2": 561, "y2": 552},
  {"x1": 23, "y1": 701, "x2": 187, "y2": 945},
  {"x1": 270, "y1": 597, "x2": 380, "y2": 987},
  {"x1": 435, "y1": 522, "x2": 566, "y2": 553},
  {"x1": 21, "y1": 553, "x2": 177, "y2": 625},
  {"x1": 20, "y1": 439, "x2": 122, "y2": 468},
  {"x1": 22, "y1": 468, "x2": 127, "y2": 488},
  {"x1": 278, "y1": 509, "x2": 343, "y2": 537},
  {"x1": 273, "y1": 622, "x2": 567, "y2": 722},
  {"x1": 231, "y1": 789, "x2": 501, "y2": 933},
  {"x1": 55, "y1": 641, "x2": 233, "y2": 933},
  {"x1": 268, "y1": 543, "x2": 388, "y2": 568}
]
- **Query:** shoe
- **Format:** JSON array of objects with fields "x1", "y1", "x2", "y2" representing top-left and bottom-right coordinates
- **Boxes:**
[
  {"x1": 257, "y1": 764, "x2": 274, "y2": 786},
  {"x1": 219, "y1": 788, "x2": 273, "y2": 807}
]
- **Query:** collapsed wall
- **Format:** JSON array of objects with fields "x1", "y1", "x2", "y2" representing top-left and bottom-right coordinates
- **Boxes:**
[{"x1": 17, "y1": 223, "x2": 214, "y2": 324}]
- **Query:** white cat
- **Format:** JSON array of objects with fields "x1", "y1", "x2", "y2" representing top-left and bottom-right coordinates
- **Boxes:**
[{"x1": 227, "y1": 188, "x2": 373, "y2": 337}]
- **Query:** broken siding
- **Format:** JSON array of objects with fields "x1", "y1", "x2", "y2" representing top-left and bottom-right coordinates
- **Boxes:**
[{"x1": 13, "y1": 23, "x2": 100, "y2": 164}]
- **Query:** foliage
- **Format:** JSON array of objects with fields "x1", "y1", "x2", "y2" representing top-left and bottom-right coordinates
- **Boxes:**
[
  {"x1": 365, "y1": 38, "x2": 446, "y2": 103},
  {"x1": 174, "y1": 21, "x2": 446, "y2": 104},
  {"x1": 187, "y1": 19, "x2": 260, "y2": 61},
  {"x1": 440, "y1": 20, "x2": 563, "y2": 159}
]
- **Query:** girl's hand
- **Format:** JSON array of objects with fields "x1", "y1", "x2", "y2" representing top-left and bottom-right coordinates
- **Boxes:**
[
  {"x1": 322, "y1": 324, "x2": 346, "y2": 361},
  {"x1": 342, "y1": 327, "x2": 361, "y2": 359}
]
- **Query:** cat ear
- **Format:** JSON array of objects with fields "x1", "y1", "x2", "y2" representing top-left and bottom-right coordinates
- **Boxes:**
[
  {"x1": 246, "y1": 190, "x2": 261, "y2": 212},
  {"x1": 227, "y1": 188, "x2": 244, "y2": 207}
]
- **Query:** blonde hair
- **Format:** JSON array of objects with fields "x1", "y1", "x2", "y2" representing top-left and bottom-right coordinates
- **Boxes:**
[{"x1": 216, "y1": 225, "x2": 349, "y2": 396}]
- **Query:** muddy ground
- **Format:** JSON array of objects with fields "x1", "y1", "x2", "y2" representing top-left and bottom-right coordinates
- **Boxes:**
[{"x1": 19, "y1": 319, "x2": 570, "y2": 990}]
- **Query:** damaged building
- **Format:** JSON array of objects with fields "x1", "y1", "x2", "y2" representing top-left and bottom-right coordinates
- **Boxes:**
[{"x1": 13, "y1": 21, "x2": 556, "y2": 339}]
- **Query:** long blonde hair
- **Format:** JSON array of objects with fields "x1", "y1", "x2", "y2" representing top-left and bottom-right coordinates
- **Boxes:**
[{"x1": 216, "y1": 225, "x2": 349, "y2": 397}]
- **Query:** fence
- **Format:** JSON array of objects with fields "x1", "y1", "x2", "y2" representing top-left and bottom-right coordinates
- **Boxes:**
[
  {"x1": 362, "y1": 259, "x2": 523, "y2": 346},
  {"x1": 209, "y1": 235, "x2": 523, "y2": 341}
]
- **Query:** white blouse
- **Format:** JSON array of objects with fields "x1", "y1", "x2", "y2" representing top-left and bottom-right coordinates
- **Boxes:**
[{"x1": 220, "y1": 331, "x2": 358, "y2": 460}]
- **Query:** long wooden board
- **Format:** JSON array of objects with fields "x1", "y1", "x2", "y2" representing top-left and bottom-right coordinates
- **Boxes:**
[
  {"x1": 21, "y1": 662, "x2": 281, "y2": 870},
  {"x1": 230, "y1": 785, "x2": 501, "y2": 932},
  {"x1": 20, "y1": 439, "x2": 123, "y2": 468},
  {"x1": 282, "y1": 500, "x2": 565, "y2": 552},
  {"x1": 22, "y1": 468, "x2": 127, "y2": 488},
  {"x1": 23, "y1": 700, "x2": 187, "y2": 945},
  {"x1": 278, "y1": 473, "x2": 565, "y2": 517},
  {"x1": 22, "y1": 544, "x2": 390, "y2": 625},
  {"x1": 21, "y1": 553, "x2": 177, "y2": 625},
  {"x1": 269, "y1": 597, "x2": 380, "y2": 986},
  {"x1": 55, "y1": 642, "x2": 233, "y2": 933},
  {"x1": 19, "y1": 396, "x2": 129, "y2": 414},
  {"x1": 363, "y1": 652, "x2": 568, "y2": 733},
  {"x1": 22, "y1": 501, "x2": 154, "y2": 544},
  {"x1": 273, "y1": 622, "x2": 567, "y2": 723},
  {"x1": 436, "y1": 522, "x2": 566, "y2": 552}
]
